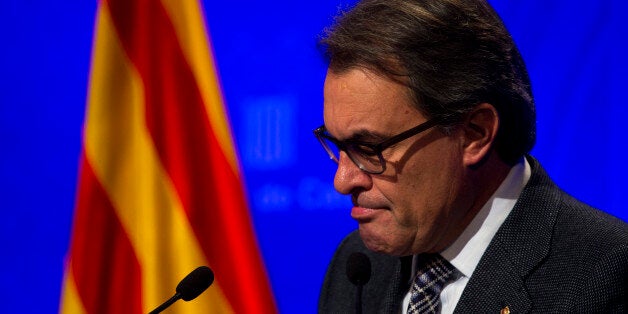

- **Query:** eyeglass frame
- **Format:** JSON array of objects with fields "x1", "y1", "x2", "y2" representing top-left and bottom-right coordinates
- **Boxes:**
[{"x1": 313, "y1": 117, "x2": 444, "y2": 174}]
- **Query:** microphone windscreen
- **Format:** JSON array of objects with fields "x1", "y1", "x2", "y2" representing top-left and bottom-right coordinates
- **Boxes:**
[
  {"x1": 346, "y1": 252, "x2": 371, "y2": 286},
  {"x1": 176, "y1": 266, "x2": 215, "y2": 301}
]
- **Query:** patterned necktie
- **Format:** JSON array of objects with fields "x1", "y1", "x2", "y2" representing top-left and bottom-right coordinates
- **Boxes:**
[{"x1": 407, "y1": 254, "x2": 457, "y2": 314}]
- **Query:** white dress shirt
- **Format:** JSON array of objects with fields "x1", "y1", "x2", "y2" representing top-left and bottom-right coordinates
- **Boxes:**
[{"x1": 401, "y1": 158, "x2": 531, "y2": 313}]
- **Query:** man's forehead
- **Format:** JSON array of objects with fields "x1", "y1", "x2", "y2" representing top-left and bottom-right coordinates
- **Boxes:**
[
  {"x1": 322, "y1": 68, "x2": 424, "y2": 141},
  {"x1": 324, "y1": 67, "x2": 392, "y2": 94}
]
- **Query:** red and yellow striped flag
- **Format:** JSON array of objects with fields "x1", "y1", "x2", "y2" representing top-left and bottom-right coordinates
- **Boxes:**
[{"x1": 60, "y1": 0, "x2": 277, "y2": 313}]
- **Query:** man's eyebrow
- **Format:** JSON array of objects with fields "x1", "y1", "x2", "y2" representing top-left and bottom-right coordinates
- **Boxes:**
[{"x1": 343, "y1": 129, "x2": 388, "y2": 143}]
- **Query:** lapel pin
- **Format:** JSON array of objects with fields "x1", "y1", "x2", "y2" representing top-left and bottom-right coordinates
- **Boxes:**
[{"x1": 500, "y1": 306, "x2": 510, "y2": 314}]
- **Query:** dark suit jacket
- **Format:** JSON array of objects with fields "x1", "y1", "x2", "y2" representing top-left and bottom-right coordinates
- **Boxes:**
[{"x1": 319, "y1": 157, "x2": 628, "y2": 313}]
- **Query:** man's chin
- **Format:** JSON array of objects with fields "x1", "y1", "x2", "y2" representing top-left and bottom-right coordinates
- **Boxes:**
[{"x1": 358, "y1": 228, "x2": 407, "y2": 256}]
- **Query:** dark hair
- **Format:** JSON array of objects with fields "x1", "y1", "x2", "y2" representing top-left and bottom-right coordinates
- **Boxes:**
[{"x1": 320, "y1": 0, "x2": 535, "y2": 164}]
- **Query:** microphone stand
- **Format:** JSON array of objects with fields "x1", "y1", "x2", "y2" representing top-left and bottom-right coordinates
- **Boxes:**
[
  {"x1": 149, "y1": 292, "x2": 181, "y2": 314},
  {"x1": 355, "y1": 284, "x2": 363, "y2": 314}
]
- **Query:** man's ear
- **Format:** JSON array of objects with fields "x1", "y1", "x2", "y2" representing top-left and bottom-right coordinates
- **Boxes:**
[{"x1": 462, "y1": 103, "x2": 499, "y2": 167}]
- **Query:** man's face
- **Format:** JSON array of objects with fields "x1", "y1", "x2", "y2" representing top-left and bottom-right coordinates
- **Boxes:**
[{"x1": 323, "y1": 67, "x2": 471, "y2": 256}]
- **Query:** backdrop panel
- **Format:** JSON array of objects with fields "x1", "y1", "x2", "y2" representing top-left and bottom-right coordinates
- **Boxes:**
[{"x1": 0, "y1": 0, "x2": 625, "y2": 313}]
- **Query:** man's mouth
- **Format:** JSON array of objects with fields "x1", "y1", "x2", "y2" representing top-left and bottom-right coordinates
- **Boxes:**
[{"x1": 351, "y1": 206, "x2": 385, "y2": 221}]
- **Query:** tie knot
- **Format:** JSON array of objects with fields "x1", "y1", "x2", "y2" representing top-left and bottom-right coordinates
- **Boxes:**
[
  {"x1": 407, "y1": 254, "x2": 457, "y2": 314},
  {"x1": 415, "y1": 254, "x2": 456, "y2": 285}
]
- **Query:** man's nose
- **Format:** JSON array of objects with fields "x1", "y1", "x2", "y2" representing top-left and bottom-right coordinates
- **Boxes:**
[{"x1": 333, "y1": 151, "x2": 373, "y2": 194}]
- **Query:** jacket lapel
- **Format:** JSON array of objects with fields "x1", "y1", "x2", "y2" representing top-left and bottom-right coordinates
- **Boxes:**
[
  {"x1": 380, "y1": 255, "x2": 412, "y2": 313},
  {"x1": 454, "y1": 157, "x2": 560, "y2": 313}
]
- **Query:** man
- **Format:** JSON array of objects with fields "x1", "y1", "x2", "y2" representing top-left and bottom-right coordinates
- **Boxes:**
[{"x1": 315, "y1": 0, "x2": 628, "y2": 313}]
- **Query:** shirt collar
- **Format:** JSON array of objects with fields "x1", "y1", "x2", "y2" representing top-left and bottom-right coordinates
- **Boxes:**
[{"x1": 439, "y1": 157, "x2": 531, "y2": 278}]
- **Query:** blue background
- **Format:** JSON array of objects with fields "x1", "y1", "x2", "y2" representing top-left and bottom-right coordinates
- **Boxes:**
[{"x1": 0, "y1": 0, "x2": 626, "y2": 313}]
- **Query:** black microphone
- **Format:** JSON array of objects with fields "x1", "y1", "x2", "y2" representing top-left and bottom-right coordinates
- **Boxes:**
[
  {"x1": 346, "y1": 252, "x2": 371, "y2": 314},
  {"x1": 149, "y1": 266, "x2": 215, "y2": 314}
]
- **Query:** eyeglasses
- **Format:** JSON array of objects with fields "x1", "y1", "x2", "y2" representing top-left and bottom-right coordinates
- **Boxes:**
[{"x1": 313, "y1": 118, "x2": 442, "y2": 174}]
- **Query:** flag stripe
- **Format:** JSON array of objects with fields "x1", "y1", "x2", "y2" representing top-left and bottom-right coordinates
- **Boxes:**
[
  {"x1": 59, "y1": 267, "x2": 87, "y2": 314},
  {"x1": 67, "y1": 154, "x2": 143, "y2": 313},
  {"x1": 82, "y1": 3, "x2": 233, "y2": 312},
  {"x1": 159, "y1": 0, "x2": 238, "y2": 170},
  {"x1": 104, "y1": 0, "x2": 276, "y2": 312}
]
